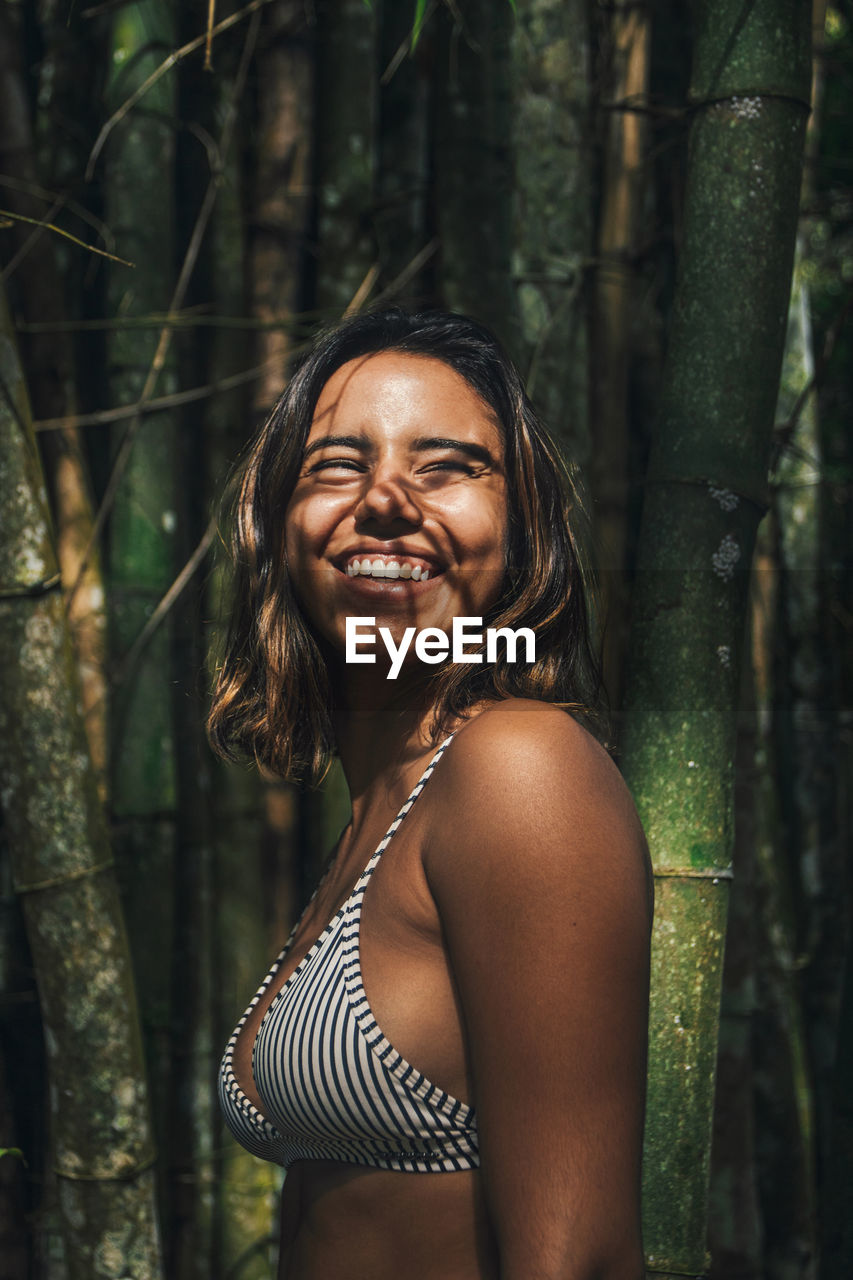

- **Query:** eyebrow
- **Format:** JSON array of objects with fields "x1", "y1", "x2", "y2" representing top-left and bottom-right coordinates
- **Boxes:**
[
  {"x1": 303, "y1": 433, "x2": 368, "y2": 460},
  {"x1": 412, "y1": 436, "x2": 497, "y2": 467},
  {"x1": 303, "y1": 433, "x2": 498, "y2": 468}
]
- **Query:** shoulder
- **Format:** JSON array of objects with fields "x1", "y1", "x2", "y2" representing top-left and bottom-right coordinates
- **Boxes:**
[
  {"x1": 440, "y1": 700, "x2": 644, "y2": 851},
  {"x1": 426, "y1": 699, "x2": 652, "y2": 925},
  {"x1": 446, "y1": 697, "x2": 613, "y2": 782}
]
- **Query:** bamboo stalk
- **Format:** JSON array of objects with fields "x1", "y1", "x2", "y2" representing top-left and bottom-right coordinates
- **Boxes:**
[
  {"x1": 248, "y1": 0, "x2": 314, "y2": 411},
  {"x1": 0, "y1": 287, "x2": 163, "y2": 1279},
  {"x1": 591, "y1": 0, "x2": 651, "y2": 584},
  {"x1": 102, "y1": 1, "x2": 182, "y2": 1255},
  {"x1": 314, "y1": 0, "x2": 378, "y2": 317},
  {"x1": 205, "y1": 19, "x2": 293, "y2": 1266},
  {"x1": 434, "y1": 0, "x2": 520, "y2": 356},
  {"x1": 375, "y1": 1, "x2": 432, "y2": 298},
  {"x1": 510, "y1": 0, "x2": 592, "y2": 463},
  {"x1": 619, "y1": 2, "x2": 812, "y2": 1274},
  {"x1": 0, "y1": 1, "x2": 110, "y2": 800}
]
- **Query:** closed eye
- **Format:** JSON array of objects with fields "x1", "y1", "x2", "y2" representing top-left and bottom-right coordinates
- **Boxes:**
[
  {"x1": 308, "y1": 458, "x2": 364, "y2": 474},
  {"x1": 418, "y1": 458, "x2": 480, "y2": 476}
]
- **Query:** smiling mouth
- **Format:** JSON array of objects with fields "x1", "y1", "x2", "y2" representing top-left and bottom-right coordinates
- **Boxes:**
[{"x1": 341, "y1": 554, "x2": 443, "y2": 582}]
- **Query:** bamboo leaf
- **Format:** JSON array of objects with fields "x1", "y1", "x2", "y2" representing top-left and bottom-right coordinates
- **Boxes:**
[{"x1": 411, "y1": 0, "x2": 428, "y2": 49}]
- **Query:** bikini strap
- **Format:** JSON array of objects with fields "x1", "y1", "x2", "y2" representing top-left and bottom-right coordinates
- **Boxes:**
[{"x1": 359, "y1": 733, "x2": 456, "y2": 881}]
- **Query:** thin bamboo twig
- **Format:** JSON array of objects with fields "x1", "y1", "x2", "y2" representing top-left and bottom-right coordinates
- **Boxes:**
[
  {"x1": 0, "y1": 207, "x2": 135, "y2": 273},
  {"x1": 342, "y1": 262, "x2": 381, "y2": 316},
  {"x1": 370, "y1": 237, "x2": 439, "y2": 306},
  {"x1": 111, "y1": 515, "x2": 218, "y2": 692},
  {"x1": 205, "y1": 0, "x2": 216, "y2": 71},
  {"x1": 81, "y1": 0, "x2": 137, "y2": 16},
  {"x1": 33, "y1": 238, "x2": 440, "y2": 437},
  {"x1": 773, "y1": 287, "x2": 852, "y2": 447},
  {"x1": 0, "y1": 173, "x2": 118, "y2": 253},
  {"x1": 380, "y1": 0, "x2": 438, "y2": 84},
  {"x1": 2, "y1": 194, "x2": 68, "y2": 286},
  {"x1": 77, "y1": 510, "x2": 220, "y2": 731},
  {"x1": 31, "y1": 354, "x2": 306, "y2": 432},
  {"x1": 85, "y1": 0, "x2": 275, "y2": 179},
  {"x1": 67, "y1": 11, "x2": 261, "y2": 610},
  {"x1": 18, "y1": 311, "x2": 314, "y2": 333}
]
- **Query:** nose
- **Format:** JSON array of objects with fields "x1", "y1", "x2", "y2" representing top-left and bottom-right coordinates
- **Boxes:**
[{"x1": 354, "y1": 464, "x2": 423, "y2": 530}]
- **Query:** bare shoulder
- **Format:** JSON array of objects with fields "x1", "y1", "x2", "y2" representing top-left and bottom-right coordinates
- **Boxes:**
[
  {"x1": 427, "y1": 699, "x2": 652, "y2": 923},
  {"x1": 448, "y1": 697, "x2": 620, "y2": 791}
]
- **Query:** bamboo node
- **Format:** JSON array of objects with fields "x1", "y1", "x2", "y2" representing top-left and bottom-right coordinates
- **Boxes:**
[
  {"x1": 645, "y1": 1268, "x2": 710, "y2": 1279},
  {"x1": 54, "y1": 1148, "x2": 157, "y2": 1183},
  {"x1": 14, "y1": 858, "x2": 115, "y2": 897},
  {"x1": 643, "y1": 473, "x2": 768, "y2": 512},
  {"x1": 688, "y1": 89, "x2": 812, "y2": 116},
  {"x1": 0, "y1": 572, "x2": 61, "y2": 600},
  {"x1": 653, "y1": 866, "x2": 733, "y2": 880}
]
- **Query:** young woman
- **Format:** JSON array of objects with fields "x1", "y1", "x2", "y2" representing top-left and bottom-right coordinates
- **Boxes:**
[{"x1": 209, "y1": 309, "x2": 652, "y2": 1280}]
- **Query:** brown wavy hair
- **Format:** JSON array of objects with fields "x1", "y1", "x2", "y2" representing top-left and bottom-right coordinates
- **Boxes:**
[{"x1": 207, "y1": 308, "x2": 602, "y2": 782}]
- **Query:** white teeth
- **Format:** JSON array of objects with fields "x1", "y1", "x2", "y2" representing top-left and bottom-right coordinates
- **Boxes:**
[{"x1": 345, "y1": 556, "x2": 435, "y2": 579}]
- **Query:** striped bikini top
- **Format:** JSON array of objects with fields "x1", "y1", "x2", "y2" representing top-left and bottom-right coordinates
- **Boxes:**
[{"x1": 217, "y1": 734, "x2": 479, "y2": 1173}]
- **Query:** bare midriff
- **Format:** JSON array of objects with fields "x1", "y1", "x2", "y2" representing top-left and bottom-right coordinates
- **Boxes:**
[{"x1": 278, "y1": 1161, "x2": 498, "y2": 1280}]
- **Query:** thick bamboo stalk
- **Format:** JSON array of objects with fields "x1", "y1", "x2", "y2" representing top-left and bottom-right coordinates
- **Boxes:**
[
  {"x1": 213, "y1": 767, "x2": 287, "y2": 1280},
  {"x1": 206, "y1": 48, "x2": 289, "y2": 1271},
  {"x1": 0, "y1": 2, "x2": 109, "y2": 798},
  {"x1": 375, "y1": 2, "x2": 432, "y2": 298},
  {"x1": 619, "y1": 2, "x2": 812, "y2": 1275},
  {"x1": 774, "y1": 215, "x2": 840, "y2": 1274},
  {"x1": 314, "y1": 0, "x2": 378, "y2": 316},
  {"x1": 249, "y1": 0, "x2": 313, "y2": 410},
  {"x1": 0, "y1": 1048, "x2": 28, "y2": 1278},
  {"x1": 510, "y1": 0, "x2": 591, "y2": 462},
  {"x1": 591, "y1": 0, "x2": 650, "y2": 535},
  {"x1": 810, "y1": 11, "x2": 853, "y2": 1276},
  {"x1": 434, "y1": 0, "x2": 520, "y2": 357},
  {"x1": 102, "y1": 0, "x2": 180, "y2": 1244},
  {"x1": 0, "y1": 289, "x2": 163, "y2": 1277},
  {"x1": 707, "y1": 695, "x2": 762, "y2": 1280},
  {"x1": 591, "y1": 0, "x2": 652, "y2": 704}
]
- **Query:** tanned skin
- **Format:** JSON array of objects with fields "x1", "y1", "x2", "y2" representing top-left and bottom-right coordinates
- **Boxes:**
[{"x1": 229, "y1": 355, "x2": 652, "y2": 1280}]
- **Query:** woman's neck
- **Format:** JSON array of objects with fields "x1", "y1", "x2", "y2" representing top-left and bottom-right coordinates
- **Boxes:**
[{"x1": 330, "y1": 665, "x2": 439, "y2": 822}]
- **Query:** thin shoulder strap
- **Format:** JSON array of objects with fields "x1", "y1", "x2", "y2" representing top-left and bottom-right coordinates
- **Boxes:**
[{"x1": 360, "y1": 733, "x2": 456, "y2": 879}]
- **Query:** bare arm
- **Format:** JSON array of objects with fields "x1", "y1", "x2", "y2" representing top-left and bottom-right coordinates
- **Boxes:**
[{"x1": 426, "y1": 703, "x2": 652, "y2": 1280}]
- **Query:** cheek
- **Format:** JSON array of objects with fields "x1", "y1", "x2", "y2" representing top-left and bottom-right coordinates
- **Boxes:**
[
  {"x1": 474, "y1": 494, "x2": 510, "y2": 567},
  {"x1": 284, "y1": 493, "x2": 343, "y2": 565}
]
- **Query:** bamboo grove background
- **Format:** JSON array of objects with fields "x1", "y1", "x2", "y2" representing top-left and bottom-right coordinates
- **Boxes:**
[{"x1": 0, "y1": 1, "x2": 849, "y2": 1277}]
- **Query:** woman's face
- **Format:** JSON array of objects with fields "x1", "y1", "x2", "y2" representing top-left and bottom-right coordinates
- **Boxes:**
[{"x1": 284, "y1": 351, "x2": 509, "y2": 672}]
